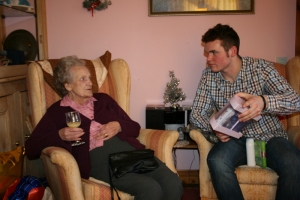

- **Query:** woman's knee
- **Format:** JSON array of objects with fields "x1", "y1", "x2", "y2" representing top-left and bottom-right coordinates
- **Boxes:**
[
  {"x1": 163, "y1": 174, "x2": 183, "y2": 200},
  {"x1": 134, "y1": 180, "x2": 163, "y2": 200}
]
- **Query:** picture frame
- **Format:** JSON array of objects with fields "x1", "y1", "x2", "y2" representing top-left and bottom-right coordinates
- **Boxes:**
[{"x1": 149, "y1": 0, "x2": 254, "y2": 16}]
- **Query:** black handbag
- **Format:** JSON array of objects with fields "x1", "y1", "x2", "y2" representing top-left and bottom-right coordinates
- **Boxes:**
[
  {"x1": 109, "y1": 149, "x2": 159, "y2": 178},
  {"x1": 108, "y1": 149, "x2": 159, "y2": 200}
]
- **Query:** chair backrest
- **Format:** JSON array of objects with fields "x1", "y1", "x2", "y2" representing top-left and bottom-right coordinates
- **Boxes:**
[
  {"x1": 272, "y1": 57, "x2": 300, "y2": 128},
  {"x1": 272, "y1": 62, "x2": 288, "y2": 129},
  {"x1": 285, "y1": 56, "x2": 300, "y2": 127},
  {"x1": 26, "y1": 51, "x2": 131, "y2": 129}
]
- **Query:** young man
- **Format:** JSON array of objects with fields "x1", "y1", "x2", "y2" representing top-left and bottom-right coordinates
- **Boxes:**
[{"x1": 190, "y1": 23, "x2": 300, "y2": 200}]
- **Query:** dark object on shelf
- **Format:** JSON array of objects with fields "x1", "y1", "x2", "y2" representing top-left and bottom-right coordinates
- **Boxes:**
[
  {"x1": 6, "y1": 49, "x2": 24, "y2": 65},
  {"x1": 3, "y1": 29, "x2": 38, "y2": 62},
  {"x1": 0, "y1": 50, "x2": 7, "y2": 56},
  {"x1": 183, "y1": 131, "x2": 191, "y2": 140},
  {"x1": 146, "y1": 105, "x2": 191, "y2": 130}
]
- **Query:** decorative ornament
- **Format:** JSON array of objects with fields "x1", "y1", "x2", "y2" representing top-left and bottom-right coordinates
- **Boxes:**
[
  {"x1": 163, "y1": 71, "x2": 186, "y2": 109},
  {"x1": 83, "y1": 0, "x2": 112, "y2": 17}
]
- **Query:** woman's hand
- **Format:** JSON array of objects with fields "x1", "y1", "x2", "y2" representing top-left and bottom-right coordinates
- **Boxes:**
[
  {"x1": 215, "y1": 131, "x2": 231, "y2": 142},
  {"x1": 95, "y1": 121, "x2": 121, "y2": 140},
  {"x1": 236, "y1": 92, "x2": 264, "y2": 122},
  {"x1": 59, "y1": 127, "x2": 85, "y2": 142}
]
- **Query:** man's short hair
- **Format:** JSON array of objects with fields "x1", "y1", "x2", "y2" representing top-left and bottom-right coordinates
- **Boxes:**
[{"x1": 202, "y1": 23, "x2": 240, "y2": 54}]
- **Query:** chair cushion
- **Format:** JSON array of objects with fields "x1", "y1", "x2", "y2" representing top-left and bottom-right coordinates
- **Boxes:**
[
  {"x1": 236, "y1": 165, "x2": 278, "y2": 185},
  {"x1": 35, "y1": 56, "x2": 108, "y2": 98},
  {"x1": 29, "y1": 54, "x2": 109, "y2": 110}
]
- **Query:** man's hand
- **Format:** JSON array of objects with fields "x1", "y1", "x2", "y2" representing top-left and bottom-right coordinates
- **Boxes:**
[
  {"x1": 215, "y1": 131, "x2": 231, "y2": 142},
  {"x1": 236, "y1": 92, "x2": 264, "y2": 122}
]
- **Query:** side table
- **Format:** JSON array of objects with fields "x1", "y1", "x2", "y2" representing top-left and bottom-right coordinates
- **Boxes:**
[
  {"x1": 173, "y1": 138, "x2": 199, "y2": 185},
  {"x1": 145, "y1": 104, "x2": 199, "y2": 184}
]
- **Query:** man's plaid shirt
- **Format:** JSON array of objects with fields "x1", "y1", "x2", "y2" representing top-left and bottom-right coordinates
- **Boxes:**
[{"x1": 190, "y1": 56, "x2": 300, "y2": 142}]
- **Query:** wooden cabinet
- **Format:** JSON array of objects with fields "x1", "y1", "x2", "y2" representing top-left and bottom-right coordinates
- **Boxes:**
[
  {"x1": 0, "y1": 1, "x2": 47, "y2": 145},
  {"x1": 0, "y1": 65, "x2": 30, "y2": 152},
  {"x1": 0, "y1": 1, "x2": 48, "y2": 152},
  {"x1": 0, "y1": 1, "x2": 48, "y2": 178}
]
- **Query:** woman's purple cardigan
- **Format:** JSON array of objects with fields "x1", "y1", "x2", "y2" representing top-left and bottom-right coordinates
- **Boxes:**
[{"x1": 25, "y1": 93, "x2": 145, "y2": 179}]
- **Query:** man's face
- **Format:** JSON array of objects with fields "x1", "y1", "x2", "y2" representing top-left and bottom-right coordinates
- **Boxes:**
[{"x1": 203, "y1": 39, "x2": 233, "y2": 73}]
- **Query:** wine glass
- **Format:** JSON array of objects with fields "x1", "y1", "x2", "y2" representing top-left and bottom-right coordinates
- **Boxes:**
[{"x1": 65, "y1": 111, "x2": 85, "y2": 146}]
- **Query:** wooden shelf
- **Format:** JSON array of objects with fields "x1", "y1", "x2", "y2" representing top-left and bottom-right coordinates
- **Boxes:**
[
  {"x1": 0, "y1": 5, "x2": 34, "y2": 17},
  {"x1": 0, "y1": 64, "x2": 27, "y2": 79},
  {"x1": 177, "y1": 170, "x2": 199, "y2": 185},
  {"x1": 173, "y1": 138, "x2": 197, "y2": 149}
]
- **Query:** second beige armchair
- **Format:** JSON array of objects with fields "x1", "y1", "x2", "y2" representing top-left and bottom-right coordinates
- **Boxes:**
[{"x1": 190, "y1": 56, "x2": 300, "y2": 200}]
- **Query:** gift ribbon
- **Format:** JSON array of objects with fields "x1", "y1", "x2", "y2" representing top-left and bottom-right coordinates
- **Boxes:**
[
  {"x1": 88, "y1": 1, "x2": 101, "y2": 17},
  {"x1": 3, "y1": 178, "x2": 21, "y2": 200},
  {"x1": 27, "y1": 187, "x2": 45, "y2": 200}
]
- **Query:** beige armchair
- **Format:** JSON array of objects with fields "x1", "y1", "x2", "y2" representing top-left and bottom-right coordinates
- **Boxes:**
[
  {"x1": 190, "y1": 56, "x2": 300, "y2": 200},
  {"x1": 26, "y1": 51, "x2": 179, "y2": 200}
]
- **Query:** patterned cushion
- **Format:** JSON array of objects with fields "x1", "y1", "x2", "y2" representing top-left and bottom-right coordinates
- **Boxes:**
[
  {"x1": 236, "y1": 165, "x2": 278, "y2": 185},
  {"x1": 32, "y1": 56, "x2": 109, "y2": 109}
]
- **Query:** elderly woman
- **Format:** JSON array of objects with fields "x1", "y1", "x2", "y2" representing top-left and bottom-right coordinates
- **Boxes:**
[{"x1": 25, "y1": 56, "x2": 183, "y2": 200}]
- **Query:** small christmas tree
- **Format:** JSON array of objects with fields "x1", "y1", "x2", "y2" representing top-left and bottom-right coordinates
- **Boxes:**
[{"x1": 163, "y1": 71, "x2": 186, "y2": 109}]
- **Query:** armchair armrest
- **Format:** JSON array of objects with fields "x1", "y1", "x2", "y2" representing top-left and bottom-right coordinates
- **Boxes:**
[
  {"x1": 82, "y1": 178, "x2": 134, "y2": 200},
  {"x1": 287, "y1": 126, "x2": 300, "y2": 149},
  {"x1": 41, "y1": 147, "x2": 85, "y2": 200},
  {"x1": 137, "y1": 129, "x2": 179, "y2": 174},
  {"x1": 189, "y1": 129, "x2": 216, "y2": 198}
]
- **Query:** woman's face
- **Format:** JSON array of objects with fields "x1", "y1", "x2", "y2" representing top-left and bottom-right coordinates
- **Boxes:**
[{"x1": 64, "y1": 65, "x2": 93, "y2": 104}]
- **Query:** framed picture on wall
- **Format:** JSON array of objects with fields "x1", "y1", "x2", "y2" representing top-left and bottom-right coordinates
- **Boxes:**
[{"x1": 148, "y1": 0, "x2": 254, "y2": 16}]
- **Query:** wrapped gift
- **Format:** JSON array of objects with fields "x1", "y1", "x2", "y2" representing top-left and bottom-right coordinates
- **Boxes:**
[
  {"x1": 210, "y1": 95, "x2": 261, "y2": 138},
  {"x1": 3, "y1": 176, "x2": 46, "y2": 200}
]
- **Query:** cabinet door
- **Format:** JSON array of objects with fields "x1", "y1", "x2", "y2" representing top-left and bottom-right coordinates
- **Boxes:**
[
  {"x1": 0, "y1": 95, "x2": 11, "y2": 151},
  {"x1": 0, "y1": 90, "x2": 30, "y2": 152},
  {"x1": 20, "y1": 90, "x2": 31, "y2": 142},
  {"x1": 0, "y1": 93, "x2": 22, "y2": 151}
]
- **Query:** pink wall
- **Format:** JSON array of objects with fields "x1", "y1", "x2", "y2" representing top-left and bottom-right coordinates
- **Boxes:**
[
  {"x1": 5, "y1": 0, "x2": 296, "y2": 127},
  {"x1": 44, "y1": 0, "x2": 296, "y2": 128},
  {"x1": 4, "y1": 0, "x2": 296, "y2": 170}
]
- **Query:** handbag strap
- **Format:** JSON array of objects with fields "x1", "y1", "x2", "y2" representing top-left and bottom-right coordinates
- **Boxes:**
[{"x1": 108, "y1": 166, "x2": 120, "y2": 200}]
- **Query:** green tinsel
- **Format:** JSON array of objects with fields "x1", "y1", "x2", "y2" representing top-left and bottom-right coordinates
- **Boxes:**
[{"x1": 163, "y1": 71, "x2": 186, "y2": 108}]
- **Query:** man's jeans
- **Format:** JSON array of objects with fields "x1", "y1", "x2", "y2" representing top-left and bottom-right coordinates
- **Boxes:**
[{"x1": 207, "y1": 136, "x2": 300, "y2": 200}]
